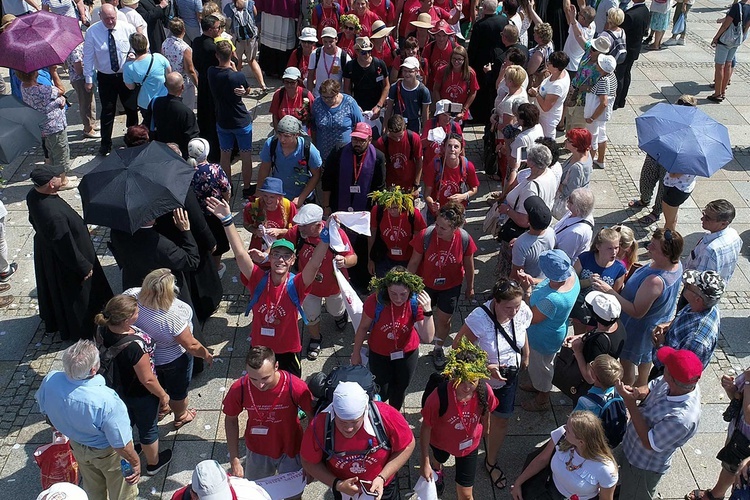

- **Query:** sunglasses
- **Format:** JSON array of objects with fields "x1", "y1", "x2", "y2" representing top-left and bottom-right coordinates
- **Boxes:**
[
  {"x1": 497, "y1": 279, "x2": 521, "y2": 293},
  {"x1": 359, "y1": 49, "x2": 372, "y2": 54},
  {"x1": 344, "y1": 25, "x2": 356, "y2": 30}
]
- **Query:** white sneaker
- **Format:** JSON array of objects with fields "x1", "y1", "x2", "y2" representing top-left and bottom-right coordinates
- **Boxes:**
[
  {"x1": 217, "y1": 263, "x2": 227, "y2": 279},
  {"x1": 677, "y1": 38, "x2": 685, "y2": 45},
  {"x1": 662, "y1": 38, "x2": 678, "y2": 46}
]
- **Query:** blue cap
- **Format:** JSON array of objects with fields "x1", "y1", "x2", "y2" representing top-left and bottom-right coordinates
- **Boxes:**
[
  {"x1": 539, "y1": 249, "x2": 573, "y2": 282},
  {"x1": 258, "y1": 177, "x2": 285, "y2": 196}
]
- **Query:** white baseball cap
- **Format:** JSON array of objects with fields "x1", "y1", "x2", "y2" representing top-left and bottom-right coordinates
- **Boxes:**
[
  {"x1": 585, "y1": 291, "x2": 621, "y2": 322},
  {"x1": 321, "y1": 26, "x2": 338, "y2": 39},
  {"x1": 401, "y1": 56, "x2": 420, "y2": 70}
]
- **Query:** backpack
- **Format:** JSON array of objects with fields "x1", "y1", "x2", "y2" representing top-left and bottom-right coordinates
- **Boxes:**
[
  {"x1": 94, "y1": 327, "x2": 141, "y2": 393},
  {"x1": 420, "y1": 372, "x2": 489, "y2": 417},
  {"x1": 370, "y1": 204, "x2": 417, "y2": 261},
  {"x1": 371, "y1": 291, "x2": 419, "y2": 328},
  {"x1": 422, "y1": 225, "x2": 470, "y2": 255},
  {"x1": 315, "y1": 1, "x2": 342, "y2": 20},
  {"x1": 269, "y1": 134, "x2": 312, "y2": 174},
  {"x1": 244, "y1": 272, "x2": 308, "y2": 324},
  {"x1": 605, "y1": 29, "x2": 627, "y2": 65},
  {"x1": 310, "y1": 46, "x2": 350, "y2": 71},
  {"x1": 580, "y1": 391, "x2": 627, "y2": 448}
]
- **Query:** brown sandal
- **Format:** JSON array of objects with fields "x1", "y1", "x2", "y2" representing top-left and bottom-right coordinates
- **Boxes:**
[{"x1": 174, "y1": 408, "x2": 197, "y2": 429}]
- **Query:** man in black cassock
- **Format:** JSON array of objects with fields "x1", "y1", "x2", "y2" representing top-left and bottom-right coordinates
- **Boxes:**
[
  {"x1": 192, "y1": 15, "x2": 221, "y2": 162},
  {"x1": 135, "y1": 0, "x2": 168, "y2": 53},
  {"x1": 26, "y1": 165, "x2": 113, "y2": 341},
  {"x1": 152, "y1": 72, "x2": 200, "y2": 158}
]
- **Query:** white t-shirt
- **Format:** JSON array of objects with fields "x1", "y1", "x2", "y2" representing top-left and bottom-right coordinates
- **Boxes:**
[
  {"x1": 464, "y1": 300, "x2": 532, "y2": 388},
  {"x1": 554, "y1": 212, "x2": 595, "y2": 263},
  {"x1": 308, "y1": 47, "x2": 346, "y2": 97},
  {"x1": 496, "y1": 92, "x2": 529, "y2": 121},
  {"x1": 550, "y1": 161, "x2": 563, "y2": 186},
  {"x1": 538, "y1": 72, "x2": 570, "y2": 138},
  {"x1": 549, "y1": 425, "x2": 619, "y2": 500},
  {"x1": 510, "y1": 124, "x2": 544, "y2": 161},
  {"x1": 505, "y1": 167, "x2": 557, "y2": 213},
  {"x1": 495, "y1": 77, "x2": 529, "y2": 110},
  {"x1": 564, "y1": 21, "x2": 595, "y2": 71},
  {"x1": 120, "y1": 6, "x2": 147, "y2": 32}
]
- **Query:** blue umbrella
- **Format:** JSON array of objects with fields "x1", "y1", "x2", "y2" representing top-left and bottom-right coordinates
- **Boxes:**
[
  {"x1": 0, "y1": 95, "x2": 45, "y2": 164},
  {"x1": 635, "y1": 102, "x2": 733, "y2": 177}
]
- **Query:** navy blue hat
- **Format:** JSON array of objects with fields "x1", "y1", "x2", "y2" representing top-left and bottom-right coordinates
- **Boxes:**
[{"x1": 258, "y1": 177, "x2": 285, "y2": 196}]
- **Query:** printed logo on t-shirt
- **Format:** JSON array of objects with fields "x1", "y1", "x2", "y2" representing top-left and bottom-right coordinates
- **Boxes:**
[
  {"x1": 384, "y1": 321, "x2": 410, "y2": 340},
  {"x1": 259, "y1": 303, "x2": 288, "y2": 325},
  {"x1": 426, "y1": 249, "x2": 459, "y2": 266},
  {"x1": 383, "y1": 225, "x2": 408, "y2": 242},
  {"x1": 580, "y1": 269, "x2": 615, "y2": 286},
  {"x1": 390, "y1": 152, "x2": 408, "y2": 170},
  {"x1": 444, "y1": 83, "x2": 463, "y2": 102},
  {"x1": 441, "y1": 180, "x2": 461, "y2": 198}
]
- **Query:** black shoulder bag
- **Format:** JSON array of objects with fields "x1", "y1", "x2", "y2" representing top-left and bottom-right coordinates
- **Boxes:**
[{"x1": 125, "y1": 55, "x2": 155, "y2": 111}]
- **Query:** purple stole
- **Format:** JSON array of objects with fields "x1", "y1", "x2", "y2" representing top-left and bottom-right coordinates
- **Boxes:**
[{"x1": 337, "y1": 143, "x2": 377, "y2": 211}]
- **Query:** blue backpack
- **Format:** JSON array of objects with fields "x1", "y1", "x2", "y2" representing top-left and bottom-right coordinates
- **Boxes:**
[
  {"x1": 244, "y1": 272, "x2": 308, "y2": 324},
  {"x1": 581, "y1": 391, "x2": 627, "y2": 448},
  {"x1": 371, "y1": 292, "x2": 419, "y2": 329}
]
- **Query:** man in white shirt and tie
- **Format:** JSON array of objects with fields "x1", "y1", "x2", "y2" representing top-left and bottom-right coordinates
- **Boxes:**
[{"x1": 83, "y1": 3, "x2": 139, "y2": 156}]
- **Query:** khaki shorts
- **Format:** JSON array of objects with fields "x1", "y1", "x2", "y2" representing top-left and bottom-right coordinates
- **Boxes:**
[
  {"x1": 302, "y1": 293, "x2": 346, "y2": 325},
  {"x1": 236, "y1": 38, "x2": 259, "y2": 62},
  {"x1": 528, "y1": 347, "x2": 557, "y2": 393}
]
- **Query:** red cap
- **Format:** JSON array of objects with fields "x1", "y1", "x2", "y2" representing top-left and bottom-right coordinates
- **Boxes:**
[
  {"x1": 351, "y1": 122, "x2": 372, "y2": 139},
  {"x1": 656, "y1": 347, "x2": 703, "y2": 384},
  {"x1": 429, "y1": 19, "x2": 454, "y2": 35}
]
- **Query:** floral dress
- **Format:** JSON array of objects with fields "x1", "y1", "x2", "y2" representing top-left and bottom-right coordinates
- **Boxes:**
[
  {"x1": 191, "y1": 162, "x2": 231, "y2": 215},
  {"x1": 162, "y1": 36, "x2": 192, "y2": 84}
]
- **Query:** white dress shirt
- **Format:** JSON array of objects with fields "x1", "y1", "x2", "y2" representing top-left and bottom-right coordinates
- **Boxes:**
[
  {"x1": 554, "y1": 211, "x2": 595, "y2": 263},
  {"x1": 83, "y1": 19, "x2": 136, "y2": 83},
  {"x1": 120, "y1": 6, "x2": 147, "y2": 31}
]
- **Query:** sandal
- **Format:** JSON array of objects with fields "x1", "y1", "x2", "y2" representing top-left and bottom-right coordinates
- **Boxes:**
[
  {"x1": 638, "y1": 212, "x2": 659, "y2": 225},
  {"x1": 628, "y1": 199, "x2": 647, "y2": 208},
  {"x1": 334, "y1": 311, "x2": 349, "y2": 331},
  {"x1": 158, "y1": 408, "x2": 173, "y2": 422},
  {"x1": 685, "y1": 489, "x2": 723, "y2": 500},
  {"x1": 706, "y1": 94, "x2": 724, "y2": 103},
  {"x1": 307, "y1": 338, "x2": 322, "y2": 361},
  {"x1": 485, "y1": 460, "x2": 507, "y2": 489},
  {"x1": 174, "y1": 408, "x2": 197, "y2": 429}
]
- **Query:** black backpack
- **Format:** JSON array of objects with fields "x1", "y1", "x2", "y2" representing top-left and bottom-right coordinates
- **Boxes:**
[
  {"x1": 580, "y1": 391, "x2": 627, "y2": 448},
  {"x1": 94, "y1": 327, "x2": 140, "y2": 393},
  {"x1": 421, "y1": 372, "x2": 489, "y2": 417}
]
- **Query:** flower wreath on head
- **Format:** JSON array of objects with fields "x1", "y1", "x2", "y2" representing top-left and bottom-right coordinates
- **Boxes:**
[
  {"x1": 369, "y1": 186, "x2": 416, "y2": 215},
  {"x1": 339, "y1": 13, "x2": 362, "y2": 32},
  {"x1": 443, "y1": 337, "x2": 491, "y2": 385},
  {"x1": 368, "y1": 268, "x2": 425, "y2": 297}
]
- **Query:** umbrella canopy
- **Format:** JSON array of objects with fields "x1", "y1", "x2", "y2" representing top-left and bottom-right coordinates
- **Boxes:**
[
  {"x1": 635, "y1": 102, "x2": 733, "y2": 177},
  {"x1": 79, "y1": 142, "x2": 195, "y2": 234},
  {"x1": 0, "y1": 11, "x2": 83, "y2": 73},
  {"x1": 0, "y1": 95, "x2": 45, "y2": 164}
]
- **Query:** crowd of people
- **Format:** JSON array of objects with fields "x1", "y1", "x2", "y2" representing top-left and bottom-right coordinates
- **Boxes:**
[{"x1": 1, "y1": 0, "x2": 749, "y2": 498}]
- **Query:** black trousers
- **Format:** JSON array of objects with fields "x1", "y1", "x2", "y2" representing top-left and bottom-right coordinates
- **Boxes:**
[
  {"x1": 97, "y1": 71, "x2": 138, "y2": 148},
  {"x1": 614, "y1": 55, "x2": 636, "y2": 109},
  {"x1": 368, "y1": 350, "x2": 419, "y2": 411}
]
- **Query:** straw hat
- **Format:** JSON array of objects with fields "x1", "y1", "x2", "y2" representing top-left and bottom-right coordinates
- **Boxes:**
[
  {"x1": 410, "y1": 13, "x2": 433, "y2": 29},
  {"x1": 370, "y1": 20, "x2": 394, "y2": 38}
]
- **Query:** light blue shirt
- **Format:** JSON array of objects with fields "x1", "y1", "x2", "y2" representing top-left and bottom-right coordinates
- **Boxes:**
[
  {"x1": 123, "y1": 53, "x2": 171, "y2": 110},
  {"x1": 574, "y1": 385, "x2": 615, "y2": 413},
  {"x1": 259, "y1": 136, "x2": 323, "y2": 200},
  {"x1": 527, "y1": 277, "x2": 581, "y2": 355},
  {"x1": 175, "y1": 0, "x2": 203, "y2": 27},
  {"x1": 36, "y1": 372, "x2": 133, "y2": 450}
]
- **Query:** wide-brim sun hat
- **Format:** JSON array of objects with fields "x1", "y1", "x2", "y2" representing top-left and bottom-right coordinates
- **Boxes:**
[{"x1": 410, "y1": 13, "x2": 433, "y2": 29}]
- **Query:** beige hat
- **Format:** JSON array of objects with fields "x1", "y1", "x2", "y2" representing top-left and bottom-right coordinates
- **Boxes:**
[
  {"x1": 410, "y1": 13, "x2": 433, "y2": 29},
  {"x1": 321, "y1": 26, "x2": 338, "y2": 39},
  {"x1": 592, "y1": 36, "x2": 612, "y2": 53},
  {"x1": 355, "y1": 36, "x2": 373, "y2": 51},
  {"x1": 370, "y1": 20, "x2": 394, "y2": 38},
  {"x1": 121, "y1": 0, "x2": 139, "y2": 5},
  {"x1": 0, "y1": 14, "x2": 15, "y2": 32}
]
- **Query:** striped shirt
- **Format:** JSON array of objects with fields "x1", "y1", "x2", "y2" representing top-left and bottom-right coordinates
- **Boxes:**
[
  {"x1": 685, "y1": 227, "x2": 743, "y2": 284},
  {"x1": 623, "y1": 377, "x2": 701, "y2": 474},
  {"x1": 124, "y1": 287, "x2": 193, "y2": 366}
]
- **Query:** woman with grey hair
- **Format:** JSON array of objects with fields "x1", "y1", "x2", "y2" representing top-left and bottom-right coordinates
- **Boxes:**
[{"x1": 554, "y1": 187, "x2": 595, "y2": 263}]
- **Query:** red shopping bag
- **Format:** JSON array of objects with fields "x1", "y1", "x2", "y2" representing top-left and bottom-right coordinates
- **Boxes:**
[{"x1": 33, "y1": 432, "x2": 80, "y2": 489}]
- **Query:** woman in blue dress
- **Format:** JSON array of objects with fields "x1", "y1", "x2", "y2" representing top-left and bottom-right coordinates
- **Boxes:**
[{"x1": 310, "y1": 78, "x2": 364, "y2": 161}]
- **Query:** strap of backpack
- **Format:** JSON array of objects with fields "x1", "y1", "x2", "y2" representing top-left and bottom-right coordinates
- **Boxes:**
[
  {"x1": 372, "y1": 294, "x2": 385, "y2": 327},
  {"x1": 286, "y1": 272, "x2": 308, "y2": 324},
  {"x1": 311, "y1": 47, "x2": 322, "y2": 70},
  {"x1": 269, "y1": 136, "x2": 279, "y2": 175},
  {"x1": 423, "y1": 226, "x2": 435, "y2": 253},
  {"x1": 244, "y1": 273, "x2": 269, "y2": 316},
  {"x1": 368, "y1": 401, "x2": 391, "y2": 450},
  {"x1": 582, "y1": 391, "x2": 607, "y2": 415},
  {"x1": 437, "y1": 380, "x2": 449, "y2": 417},
  {"x1": 410, "y1": 293, "x2": 419, "y2": 319},
  {"x1": 458, "y1": 227, "x2": 470, "y2": 254}
]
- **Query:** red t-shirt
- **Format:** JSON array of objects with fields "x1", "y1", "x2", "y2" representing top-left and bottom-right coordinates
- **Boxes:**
[
  {"x1": 269, "y1": 87, "x2": 315, "y2": 126},
  {"x1": 222, "y1": 371, "x2": 314, "y2": 459},
  {"x1": 369, "y1": 206, "x2": 427, "y2": 262},
  {"x1": 398, "y1": 0, "x2": 422, "y2": 37},
  {"x1": 372, "y1": 37, "x2": 396, "y2": 70},
  {"x1": 435, "y1": 67, "x2": 480, "y2": 104},
  {"x1": 420, "y1": 120, "x2": 463, "y2": 169},
  {"x1": 242, "y1": 199, "x2": 298, "y2": 252},
  {"x1": 312, "y1": 5, "x2": 341, "y2": 38},
  {"x1": 374, "y1": 131, "x2": 422, "y2": 190},
  {"x1": 285, "y1": 225, "x2": 354, "y2": 297},
  {"x1": 424, "y1": 158, "x2": 479, "y2": 210},
  {"x1": 339, "y1": 36, "x2": 357, "y2": 58},
  {"x1": 240, "y1": 266, "x2": 311, "y2": 353},
  {"x1": 409, "y1": 227, "x2": 476, "y2": 290},
  {"x1": 370, "y1": 0, "x2": 397, "y2": 24},
  {"x1": 421, "y1": 382, "x2": 498, "y2": 457},
  {"x1": 287, "y1": 50, "x2": 311, "y2": 80},
  {"x1": 422, "y1": 40, "x2": 455, "y2": 89},
  {"x1": 355, "y1": 9, "x2": 381, "y2": 36},
  {"x1": 362, "y1": 293, "x2": 424, "y2": 356},
  {"x1": 300, "y1": 401, "x2": 415, "y2": 482}
]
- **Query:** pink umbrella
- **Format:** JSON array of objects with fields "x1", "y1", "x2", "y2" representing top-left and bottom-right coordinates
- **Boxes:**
[{"x1": 0, "y1": 11, "x2": 83, "y2": 73}]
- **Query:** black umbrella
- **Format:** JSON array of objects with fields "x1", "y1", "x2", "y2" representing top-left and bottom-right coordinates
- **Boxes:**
[
  {"x1": 0, "y1": 95, "x2": 45, "y2": 164},
  {"x1": 79, "y1": 142, "x2": 195, "y2": 234}
]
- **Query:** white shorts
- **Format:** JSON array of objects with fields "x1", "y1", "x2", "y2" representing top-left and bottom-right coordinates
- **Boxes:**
[
  {"x1": 586, "y1": 119, "x2": 608, "y2": 146},
  {"x1": 302, "y1": 293, "x2": 346, "y2": 325},
  {"x1": 528, "y1": 347, "x2": 557, "y2": 392}
]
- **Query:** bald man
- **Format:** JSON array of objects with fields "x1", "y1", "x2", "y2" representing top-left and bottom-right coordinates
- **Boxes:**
[{"x1": 151, "y1": 71, "x2": 199, "y2": 157}]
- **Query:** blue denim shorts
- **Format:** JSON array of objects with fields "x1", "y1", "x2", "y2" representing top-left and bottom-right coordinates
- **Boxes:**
[
  {"x1": 123, "y1": 393, "x2": 160, "y2": 445},
  {"x1": 491, "y1": 375, "x2": 519, "y2": 419},
  {"x1": 156, "y1": 352, "x2": 193, "y2": 401},
  {"x1": 715, "y1": 43, "x2": 738, "y2": 64},
  {"x1": 217, "y1": 123, "x2": 253, "y2": 152}
]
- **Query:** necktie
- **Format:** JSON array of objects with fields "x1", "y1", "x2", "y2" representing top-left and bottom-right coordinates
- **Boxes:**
[{"x1": 108, "y1": 29, "x2": 120, "y2": 73}]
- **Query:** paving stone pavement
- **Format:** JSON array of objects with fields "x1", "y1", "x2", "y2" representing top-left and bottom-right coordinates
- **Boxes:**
[{"x1": 1, "y1": 0, "x2": 750, "y2": 497}]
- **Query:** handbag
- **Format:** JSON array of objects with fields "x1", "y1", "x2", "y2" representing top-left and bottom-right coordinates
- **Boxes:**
[
  {"x1": 33, "y1": 432, "x2": 80, "y2": 489},
  {"x1": 552, "y1": 331, "x2": 612, "y2": 403},
  {"x1": 483, "y1": 201, "x2": 506, "y2": 236},
  {"x1": 564, "y1": 85, "x2": 580, "y2": 108},
  {"x1": 717, "y1": 411, "x2": 750, "y2": 469},
  {"x1": 719, "y1": 4, "x2": 744, "y2": 48},
  {"x1": 124, "y1": 55, "x2": 156, "y2": 110},
  {"x1": 672, "y1": 12, "x2": 686, "y2": 35},
  {"x1": 730, "y1": 473, "x2": 750, "y2": 500},
  {"x1": 497, "y1": 180, "x2": 539, "y2": 243}
]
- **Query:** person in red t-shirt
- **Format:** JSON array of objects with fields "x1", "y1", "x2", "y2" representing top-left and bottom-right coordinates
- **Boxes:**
[
  {"x1": 223, "y1": 346, "x2": 314, "y2": 481},
  {"x1": 350, "y1": 0, "x2": 381, "y2": 36},
  {"x1": 367, "y1": 185, "x2": 427, "y2": 276},
  {"x1": 206, "y1": 197, "x2": 331, "y2": 377},
  {"x1": 269, "y1": 67, "x2": 315, "y2": 131},
  {"x1": 375, "y1": 116, "x2": 424, "y2": 193},
  {"x1": 390, "y1": 36, "x2": 430, "y2": 83},
  {"x1": 407, "y1": 202, "x2": 476, "y2": 370},
  {"x1": 285, "y1": 204, "x2": 357, "y2": 362},
  {"x1": 433, "y1": 45, "x2": 480, "y2": 123},
  {"x1": 311, "y1": 0, "x2": 343, "y2": 39},
  {"x1": 423, "y1": 133, "x2": 479, "y2": 223},
  {"x1": 369, "y1": 0, "x2": 398, "y2": 26},
  {"x1": 421, "y1": 20, "x2": 460, "y2": 91},
  {"x1": 301, "y1": 381, "x2": 415, "y2": 500},
  {"x1": 338, "y1": 14, "x2": 362, "y2": 58},
  {"x1": 370, "y1": 20, "x2": 397, "y2": 70},
  {"x1": 242, "y1": 177, "x2": 298, "y2": 253},
  {"x1": 420, "y1": 339, "x2": 498, "y2": 497},
  {"x1": 287, "y1": 28, "x2": 318, "y2": 88},
  {"x1": 351, "y1": 268, "x2": 434, "y2": 409},
  {"x1": 421, "y1": 100, "x2": 463, "y2": 171}
]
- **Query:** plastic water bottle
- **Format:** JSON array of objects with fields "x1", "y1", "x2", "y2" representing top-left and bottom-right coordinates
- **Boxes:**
[{"x1": 120, "y1": 459, "x2": 135, "y2": 477}]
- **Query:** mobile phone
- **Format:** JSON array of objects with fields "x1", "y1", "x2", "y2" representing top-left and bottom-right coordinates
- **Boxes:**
[
  {"x1": 519, "y1": 146, "x2": 528, "y2": 161},
  {"x1": 359, "y1": 479, "x2": 378, "y2": 498}
]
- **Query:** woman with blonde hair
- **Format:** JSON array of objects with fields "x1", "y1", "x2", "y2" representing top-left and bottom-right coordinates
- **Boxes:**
[
  {"x1": 613, "y1": 224, "x2": 639, "y2": 277},
  {"x1": 125, "y1": 269, "x2": 214, "y2": 429},
  {"x1": 95, "y1": 294, "x2": 173, "y2": 474},
  {"x1": 511, "y1": 410, "x2": 618, "y2": 500}
]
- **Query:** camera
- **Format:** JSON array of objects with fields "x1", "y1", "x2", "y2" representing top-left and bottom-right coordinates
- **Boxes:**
[
  {"x1": 499, "y1": 365, "x2": 519, "y2": 381},
  {"x1": 723, "y1": 397, "x2": 743, "y2": 422},
  {"x1": 446, "y1": 102, "x2": 463, "y2": 114}
]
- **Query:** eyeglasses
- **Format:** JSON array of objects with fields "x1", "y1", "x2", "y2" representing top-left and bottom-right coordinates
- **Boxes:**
[
  {"x1": 664, "y1": 229, "x2": 673, "y2": 242},
  {"x1": 452, "y1": 57, "x2": 465, "y2": 62},
  {"x1": 359, "y1": 49, "x2": 372, "y2": 55},
  {"x1": 344, "y1": 25, "x2": 356, "y2": 30},
  {"x1": 269, "y1": 251, "x2": 294, "y2": 261},
  {"x1": 320, "y1": 94, "x2": 337, "y2": 101}
]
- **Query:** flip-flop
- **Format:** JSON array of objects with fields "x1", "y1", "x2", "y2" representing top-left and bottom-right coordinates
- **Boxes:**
[
  {"x1": 174, "y1": 408, "x2": 197, "y2": 429},
  {"x1": 628, "y1": 199, "x2": 647, "y2": 209},
  {"x1": 485, "y1": 461, "x2": 507, "y2": 489},
  {"x1": 638, "y1": 213, "x2": 659, "y2": 225},
  {"x1": 685, "y1": 489, "x2": 723, "y2": 500}
]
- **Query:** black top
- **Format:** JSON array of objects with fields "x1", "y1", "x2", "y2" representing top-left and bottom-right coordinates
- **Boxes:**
[
  {"x1": 192, "y1": 35, "x2": 217, "y2": 80},
  {"x1": 467, "y1": 13, "x2": 509, "y2": 71},
  {"x1": 622, "y1": 3, "x2": 650, "y2": 59},
  {"x1": 206, "y1": 66, "x2": 251, "y2": 129},
  {"x1": 582, "y1": 326, "x2": 626, "y2": 363},
  {"x1": 152, "y1": 94, "x2": 200, "y2": 158},
  {"x1": 101, "y1": 326, "x2": 155, "y2": 398},
  {"x1": 343, "y1": 57, "x2": 389, "y2": 110},
  {"x1": 136, "y1": 0, "x2": 168, "y2": 53}
]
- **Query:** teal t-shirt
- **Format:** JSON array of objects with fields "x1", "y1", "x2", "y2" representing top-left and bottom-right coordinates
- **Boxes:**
[{"x1": 526, "y1": 276, "x2": 580, "y2": 355}]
